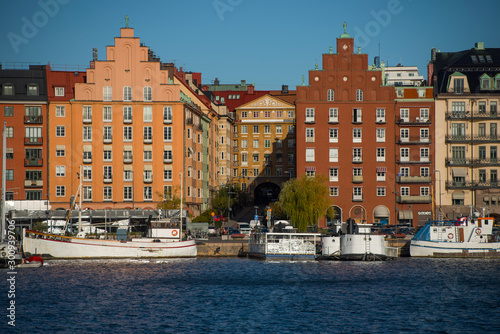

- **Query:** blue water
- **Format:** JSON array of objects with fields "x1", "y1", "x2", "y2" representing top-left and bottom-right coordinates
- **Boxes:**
[{"x1": 3, "y1": 257, "x2": 500, "y2": 333}]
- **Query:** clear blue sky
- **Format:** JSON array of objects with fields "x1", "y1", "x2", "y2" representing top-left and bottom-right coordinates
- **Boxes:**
[{"x1": 1, "y1": 0, "x2": 499, "y2": 89}]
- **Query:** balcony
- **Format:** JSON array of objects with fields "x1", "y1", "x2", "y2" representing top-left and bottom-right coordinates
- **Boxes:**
[
  {"x1": 163, "y1": 157, "x2": 172, "y2": 163},
  {"x1": 233, "y1": 161, "x2": 239, "y2": 167},
  {"x1": 445, "y1": 135, "x2": 500, "y2": 143},
  {"x1": 24, "y1": 179, "x2": 43, "y2": 188},
  {"x1": 352, "y1": 175, "x2": 363, "y2": 183},
  {"x1": 103, "y1": 176, "x2": 112, "y2": 183},
  {"x1": 396, "y1": 195, "x2": 432, "y2": 204},
  {"x1": 397, "y1": 157, "x2": 432, "y2": 164},
  {"x1": 396, "y1": 176, "x2": 432, "y2": 183},
  {"x1": 305, "y1": 117, "x2": 315, "y2": 124},
  {"x1": 233, "y1": 147, "x2": 239, "y2": 152},
  {"x1": 143, "y1": 138, "x2": 152, "y2": 144},
  {"x1": 397, "y1": 118, "x2": 431, "y2": 125},
  {"x1": 144, "y1": 175, "x2": 153, "y2": 183},
  {"x1": 446, "y1": 180, "x2": 499, "y2": 190},
  {"x1": 352, "y1": 195, "x2": 363, "y2": 202},
  {"x1": 83, "y1": 156, "x2": 92, "y2": 164},
  {"x1": 163, "y1": 118, "x2": 172, "y2": 124},
  {"x1": 328, "y1": 117, "x2": 339, "y2": 124},
  {"x1": 352, "y1": 157, "x2": 363, "y2": 163},
  {"x1": 83, "y1": 118, "x2": 92, "y2": 124},
  {"x1": 445, "y1": 158, "x2": 498, "y2": 167},
  {"x1": 123, "y1": 118, "x2": 132, "y2": 124},
  {"x1": 24, "y1": 158, "x2": 43, "y2": 167},
  {"x1": 396, "y1": 135, "x2": 431, "y2": 144},
  {"x1": 24, "y1": 115, "x2": 43, "y2": 124},
  {"x1": 233, "y1": 132, "x2": 239, "y2": 138},
  {"x1": 103, "y1": 136, "x2": 112, "y2": 144},
  {"x1": 124, "y1": 156, "x2": 133, "y2": 164},
  {"x1": 24, "y1": 137, "x2": 43, "y2": 145},
  {"x1": 446, "y1": 111, "x2": 498, "y2": 120}
]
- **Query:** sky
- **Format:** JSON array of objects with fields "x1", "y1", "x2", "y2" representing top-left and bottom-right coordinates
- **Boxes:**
[{"x1": 1, "y1": 0, "x2": 499, "y2": 89}]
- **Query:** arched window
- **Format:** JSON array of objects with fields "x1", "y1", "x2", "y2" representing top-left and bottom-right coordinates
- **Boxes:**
[
  {"x1": 327, "y1": 89, "x2": 334, "y2": 101},
  {"x1": 356, "y1": 89, "x2": 363, "y2": 101}
]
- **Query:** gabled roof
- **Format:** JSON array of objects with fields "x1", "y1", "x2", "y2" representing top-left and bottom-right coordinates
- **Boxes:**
[{"x1": 236, "y1": 94, "x2": 295, "y2": 110}]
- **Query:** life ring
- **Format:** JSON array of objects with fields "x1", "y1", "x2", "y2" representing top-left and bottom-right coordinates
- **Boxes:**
[
  {"x1": 475, "y1": 228, "x2": 481, "y2": 235},
  {"x1": 1, "y1": 251, "x2": 6, "y2": 257},
  {"x1": 172, "y1": 230, "x2": 178, "y2": 236},
  {"x1": 447, "y1": 233, "x2": 454, "y2": 239}
]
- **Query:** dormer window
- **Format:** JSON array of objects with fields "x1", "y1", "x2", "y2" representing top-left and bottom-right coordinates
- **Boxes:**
[
  {"x1": 27, "y1": 84, "x2": 38, "y2": 96},
  {"x1": 55, "y1": 87, "x2": 65, "y2": 97},
  {"x1": 3, "y1": 84, "x2": 14, "y2": 95},
  {"x1": 496, "y1": 75, "x2": 500, "y2": 90},
  {"x1": 480, "y1": 75, "x2": 491, "y2": 90},
  {"x1": 454, "y1": 78, "x2": 464, "y2": 94}
]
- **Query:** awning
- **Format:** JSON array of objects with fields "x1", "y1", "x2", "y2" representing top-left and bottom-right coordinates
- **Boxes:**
[
  {"x1": 103, "y1": 145, "x2": 112, "y2": 150},
  {"x1": 452, "y1": 168, "x2": 466, "y2": 177},
  {"x1": 164, "y1": 145, "x2": 172, "y2": 151},
  {"x1": 124, "y1": 145, "x2": 133, "y2": 151},
  {"x1": 305, "y1": 167, "x2": 316, "y2": 171},
  {"x1": 124, "y1": 165, "x2": 133, "y2": 171},
  {"x1": 492, "y1": 196, "x2": 498, "y2": 202},
  {"x1": 5, "y1": 148, "x2": 13, "y2": 153},
  {"x1": 144, "y1": 145, "x2": 152, "y2": 151},
  {"x1": 83, "y1": 145, "x2": 92, "y2": 152},
  {"x1": 163, "y1": 165, "x2": 172, "y2": 171},
  {"x1": 144, "y1": 165, "x2": 153, "y2": 171},
  {"x1": 56, "y1": 145, "x2": 65, "y2": 150},
  {"x1": 376, "y1": 167, "x2": 387, "y2": 173},
  {"x1": 452, "y1": 191, "x2": 465, "y2": 200},
  {"x1": 399, "y1": 210, "x2": 413, "y2": 219},
  {"x1": 373, "y1": 206, "x2": 390, "y2": 218}
]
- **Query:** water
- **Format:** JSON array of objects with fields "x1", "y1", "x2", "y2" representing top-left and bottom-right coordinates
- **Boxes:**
[{"x1": 3, "y1": 258, "x2": 500, "y2": 333}]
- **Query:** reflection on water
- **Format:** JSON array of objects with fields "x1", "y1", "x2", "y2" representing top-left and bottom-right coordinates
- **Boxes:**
[{"x1": 7, "y1": 258, "x2": 500, "y2": 333}]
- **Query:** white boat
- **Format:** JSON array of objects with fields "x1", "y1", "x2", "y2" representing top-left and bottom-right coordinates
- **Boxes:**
[
  {"x1": 22, "y1": 227, "x2": 197, "y2": 259},
  {"x1": 410, "y1": 217, "x2": 500, "y2": 257},
  {"x1": 248, "y1": 232, "x2": 320, "y2": 260},
  {"x1": 319, "y1": 222, "x2": 397, "y2": 261}
]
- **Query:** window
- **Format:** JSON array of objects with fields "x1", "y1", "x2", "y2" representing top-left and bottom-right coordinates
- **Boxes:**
[
  {"x1": 305, "y1": 108, "x2": 315, "y2": 122},
  {"x1": 329, "y1": 128, "x2": 338, "y2": 143},
  {"x1": 4, "y1": 106, "x2": 13, "y2": 116},
  {"x1": 26, "y1": 191, "x2": 42, "y2": 200},
  {"x1": 83, "y1": 151, "x2": 92, "y2": 162},
  {"x1": 83, "y1": 126, "x2": 92, "y2": 141},
  {"x1": 187, "y1": 128, "x2": 191, "y2": 139},
  {"x1": 276, "y1": 125, "x2": 282, "y2": 134},
  {"x1": 103, "y1": 166, "x2": 112, "y2": 181},
  {"x1": 56, "y1": 166, "x2": 65, "y2": 177},
  {"x1": 241, "y1": 111, "x2": 247, "y2": 118},
  {"x1": 353, "y1": 187, "x2": 363, "y2": 200},
  {"x1": 353, "y1": 148, "x2": 362, "y2": 162},
  {"x1": 329, "y1": 108, "x2": 338, "y2": 123},
  {"x1": 5, "y1": 192, "x2": 13, "y2": 200},
  {"x1": 6, "y1": 127, "x2": 13, "y2": 138},
  {"x1": 264, "y1": 125, "x2": 271, "y2": 134},
  {"x1": 353, "y1": 168, "x2": 362, "y2": 177},
  {"x1": 451, "y1": 102, "x2": 466, "y2": 118},
  {"x1": 6, "y1": 170, "x2": 13, "y2": 180},
  {"x1": 241, "y1": 153, "x2": 248, "y2": 163},
  {"x1": 56, "y1": 126, "x2": 65, "y2": 137},
  {"x1": 306, "y1": 170, "x2": 315, "y2": 177},
  {"x1": 400, "y1": 148, "x2": 409, "y2": 161},
  {"x1": 420, "y1": 168, "x2": 429, "y2": 177},
  {"x1": 163, "y1": 106, "x2": 172, "y2": 122},
  {"x1": 123, "y1": 86, "x2": 132, "y2": 101},
  {"x1": 144, "y1": 170, "x2": 152, "y2": 181},
  {"x1": 329, "y1": 148, "x2": 338, "y2": 162},
  {"x1": 103, "y1": 126, "x2": 112, "y2": 142},
  {"x1": 276, "y1": 110, "x2": 282, "y2": 118},
  {"x1": 356, "y1": 89, "x2": 363, "y2": 101},
  {"x1": 377, "y1": 171, "x2": 386, "y2": 182},
  {"x1": 376, "y1": 128, "x2": 386, "y2": 142},
  {"x1": 143, "y1": 126, "x2": 152, "y2": 142},
  {"x1": 352, "y1": 108, "x2": 362, "y2": 123},
  {"x1": 83, "y1": 166, "x2": 92, "y2": 181},
  {"x1": 327, "y1": 89, "x2": 334, "y2": 101},
  {"x1": 491, "y1": 123, "x2": 498, "y2": 138},
  {"x1": 3, "y1": 84, "x2": 13, "y2": 95},
  {"x1": 420, "y1": 108, "x2": 429, "y2": 121},
  {"x1": 288, "y1": 125, "x2": 295, "y2": 134},
  {"x1": 144, "y1": 186, "x2": 152, "y2": 201},
  {"x1": 353, "y1": 128, "x2": 362, "y2": 143},
  {"x1": 103, "y1": 86, "x2": 112, "y2": 101},
  {"x1": 56, "y1": 186, "x2": 65, "y2": 197},
  {"x1": 288, "y1": 111, "x2": 294, "y2": 118},
  {"x1": 144, "y1": 150, "x2": 152, "y2": 162},
  {"x1": 400, "y1": 108, "x2": 409, "y2": 122},
  {"x1": 491, "y1": 101, "x2": 498, "y2": 114},
  {"x1": 253, "y1": 111, "x2": 259, "y2": 118},
  {"x1": 241, "y1": 125, "x2": 248, "y2": 134},
  {"x1": 454, "y1": 78, "x2": 464, "y2": 94},
  {"x1": 163, "y1": 126, "x2": 172, "y2": 141},
  {"x1": 452, "y1": 146, "x2": 466, "y2": 162},
  {"x1": 123, "y1": 126, "x2": 132, "y2": 141},
  {"x1": 264, "y1": 111, "x2": 271, "y2": 118},
  {"x1": 103, "y1": 149, "x2": 112, "y2": 161},
  {"x1": 253, "y1": 139, "x2": 259, "y2": 148},
  {"x1": 253, "y1": 125, "x2": 259, "y2": 134},
  {"x1": 329, "y1": 168, "x2": 338, "y2": 182},
  {"x1": 103, "y1": 106, "x2": 112, "y2": 122},
  {"x1": 376, "y1": 148, "x2": 386, "y2": 162},
  {"x1": 83, "y1": 186, "x2": 92, "y2": 201},
  {"x1": 479, "y1": 101, "x2": 486, "y2": 114},
  {"x1": 396, "y1": 89, "x2": 404, "y2": 98},
  {"x1": 306, "y1": 128, "x2": 315, "y2": 142},
  {"x1": 253, "y1": 154, "x2": 259, "y2": 162},
  {"x1": 143, "y1": 106, "x2": 152, "y2": 122},
  {"x1": 143, "y1": 87, "x2": 152, "y2": 101},
  {"x1": 420, "y1": 148, "x2": 429, "y2": 162},
  {"x1": 83, "y1": 106, "x2": 92, "y2": 122},
  {"x1": 491, "y1": 146, "x2": 498, "y2": 160},
  {"x1": 56, "y1": 147, "x2": 65, "y2": 157},
  {"x1": 27, "y1": 84, "x2": 39, "y2": 96},
  {"x1": 276, "y1": 139, "x2": 282, "y2": 148},
  {"x1": 305, "y1": 148, "x2": 315, "y2": 162},
  {"x1": 329, "y1": 187, "x2": 339, "y2": 196},
  {"x1": 377, "y1": 187, "x2": 386, "y2": 196},
  {"x1": 253, "y1": 168, "x2": 259, "y2": 176},
  {"x1": 123, "y1": 106, "x2": 132, "y2": 122},
  {"x1": 400, "y1": 128, "x2": 409, "y2": 142},
  {"x1": 240, "y1": 140, "x2": 247, "y2": 149},
  {"x1": 56, "y1": 106, "x2": 65, "y2": 117},
  {"x1": 124, "y1": 186, "x2": 133, "y2": 200},
  {"x1": 25, "y1": 127, "x2": 41, "y2": 141},
  {"x1": 481, "y1": 76, "x2": 490, "y2": 90},
  {"x1": 264, "y1": 139, "x2": 271, "y2": 148},
  {"x1": 376, "y1": 108, "x2": 385, "y2": 122},
  {"x1": 163, "y1": 169, "x2": 173, "y2": 181},
  {"x1": 103, "y1": 187, "x2": 112, "y2": 201},
  {"x1": 288, "y1": 153, "x2": 294, "y2": 164},
  {"x1": 418, "y1": 88, "x2": 426, "y2": 97},
  {"x1": 420, "y1": 128, "x2": 429, "y2": 142},
  {"x1": 400, "y1": 187, "x2": 410, "y2": 196},
  {"x1": 420, "y1": 187, "x2": 430, "y2": 196}
]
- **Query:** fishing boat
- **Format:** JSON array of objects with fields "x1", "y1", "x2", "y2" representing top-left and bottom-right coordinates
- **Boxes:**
[
  {"x1": 410, "y1": 216, "x2": 500, "y2": 257},
  {"x1": 318, "y1": 221, "x2": 397, "y2": 261},
  {"x1": 248, "y1": 231, "x2": 320, "y2": 260}
]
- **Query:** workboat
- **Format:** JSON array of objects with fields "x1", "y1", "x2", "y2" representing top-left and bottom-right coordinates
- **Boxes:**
[
  {"x1": 410, "y1": 217, "x2": 500, "y2": 257},
  {"x1": 22, "y1": 223, "x2": 197, "y2": 259},
  {"x1": 318, "y1": 221, "x2": 397, "y2": 261},
  {"x1": 248, "y1": 231, "x2": 320, "y2": 260}
]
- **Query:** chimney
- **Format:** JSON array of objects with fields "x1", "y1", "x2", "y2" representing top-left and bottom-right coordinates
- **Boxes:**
[
  {"x1": 214, "y1": 78, "x2": 219, "y2": 86},
  {"x1": 247, "y1": 85, "x2": 254, "y2": 94},
  {"x1": 431, "y1": 48, "x2": 437, "y2": 62},
  {"x1": 241, "y1": 80, "x2": 246, "y2": 86},
  {"x1": 475, "y1": 42, "x2": 484, "y2": 50},
  {"x1": 281, "y1": 85, "x2": 289, "y2": 94}
]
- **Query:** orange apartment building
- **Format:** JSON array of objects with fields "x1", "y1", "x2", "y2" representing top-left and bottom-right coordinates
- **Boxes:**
[
  {"x1": 296, "y1": 24, "x2": 397, "y2": 228},
  {"x1": 233, "y1": 94, "x2": 296, "y2": 204},
  {"x1": 49, "y1": 27, "x2": 220, "y2": 216}
]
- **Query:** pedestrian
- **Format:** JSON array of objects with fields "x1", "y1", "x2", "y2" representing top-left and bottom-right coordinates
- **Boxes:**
[{"x1": 187, "y1": 229, "x2": 192, "y2": 240}]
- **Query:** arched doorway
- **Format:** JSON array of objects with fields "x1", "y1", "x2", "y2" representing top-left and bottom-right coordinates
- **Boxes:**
[
  {"x1": 373, "y1": 205, "x2": 390, "y2": 226},
  {"x1": 254, "y1": 182, "x2": 281, "y2": 205},
  {"x1": 326, "y1": 206, "x2": 342, "y2": 227},
  {"x1": 349, "y1": 205, "x2": 367, "y2": 223}
]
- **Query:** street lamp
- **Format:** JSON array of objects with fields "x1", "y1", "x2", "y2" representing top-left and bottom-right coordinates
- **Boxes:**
[
  {"x1": 434, "y1": 170, "x2": 441, "y2": 220},
  {"x1": 226, "y1": 185, "x2": 236, "y2": 239},
  {"x1": 408, "y1": 205, "x2": 412, "y2": 228}
]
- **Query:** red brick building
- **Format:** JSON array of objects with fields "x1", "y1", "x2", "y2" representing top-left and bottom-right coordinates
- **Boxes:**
[{"x1": 296, "y1": 25, "x2": 397, "y2": 227}]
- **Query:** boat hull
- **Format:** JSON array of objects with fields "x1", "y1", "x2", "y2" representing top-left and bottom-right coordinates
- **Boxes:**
[
  {"x1": 410, "y1": 240, "x2": 500, "y2": 257},
  {"x1": 23, "y1": 230, "x2": 197, "y2": 259}
]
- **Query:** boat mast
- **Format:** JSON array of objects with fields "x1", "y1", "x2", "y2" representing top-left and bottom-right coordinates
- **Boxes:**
[
  {"x1": 179, "y1": 171, "x2": 183, "y2": 240},
  {"x1": 78, "y1": 165, "x2": 82, "y2": 233},
  {"x1": 1, "y1": 122, "x2": 6, "y2": 243}
]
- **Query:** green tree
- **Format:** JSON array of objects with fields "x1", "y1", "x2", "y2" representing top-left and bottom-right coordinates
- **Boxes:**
[
  {"x1": 278, "y1": 174, "x2": 330, "y2": 232},
  {"x1": 156, "y1": 185, "x2": 181, "y2": 210},
  {"x1": 211, "y1": 183, "x2": 245, "y2": 220}
]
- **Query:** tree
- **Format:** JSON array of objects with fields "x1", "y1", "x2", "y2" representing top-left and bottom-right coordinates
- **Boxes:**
[
  {"x1": 211, "y1": 183, "x2": 245, "y2": 220},
  {"x1": 277, "y1": 174, "x2": 330, "y2": 232},
  {"x1": 156, "y1": 185, "x2": 181, "y2": 211}
]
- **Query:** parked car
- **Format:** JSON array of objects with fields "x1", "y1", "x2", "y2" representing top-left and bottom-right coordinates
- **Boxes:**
[
  {"x1": 222, "y1": 227, "x2": 239, "y2": 235},
  {"x1": 378, "y1": 228, "x2": 394, "y2": 238},
  {"x1": 237, "y1": 223, "x2": 252, "y2": 236},
  {"x1": 213, "y1": 215, "x2": 225, "y2": 222},
  {"x1": 208, "y1": 226, "x2": 218, "y2": 237}
]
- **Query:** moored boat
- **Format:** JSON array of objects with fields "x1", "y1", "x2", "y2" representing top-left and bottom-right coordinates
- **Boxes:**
[
  {"x1": 248, "y1": 232, "x2": 320, "y2": 260},
  {"x1": 410, "y1": 217, "x2": 500, "y2": 257}
]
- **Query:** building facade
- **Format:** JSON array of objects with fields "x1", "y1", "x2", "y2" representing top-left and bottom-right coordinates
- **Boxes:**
[
  {"x1": 430, "y1": 43, "x2": 500, "y2": 220},
  {"x1": 296, "y1": 25, "x2": 397, "y2": 227}
]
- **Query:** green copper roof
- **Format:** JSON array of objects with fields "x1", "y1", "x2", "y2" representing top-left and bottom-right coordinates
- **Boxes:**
[{"x1": 339, "y1": 22, "x2": 351, "y2": 38}]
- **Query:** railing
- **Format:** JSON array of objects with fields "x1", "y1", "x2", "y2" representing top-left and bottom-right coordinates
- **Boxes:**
[
  {"x1": 396, "y1": 135, "x2": 431, "y2": 144},
  {"x1": 396, "y1": 158, "x2": 432, "y2": 164},
  {"x1": 396, "y1": 195, "x2": 432, "y2": 204},
  {"x1": 103, "y1": 136, "x2": 112, "y2": 144},
  {"x1": 445, "y1": 134, "x2": 499, "y2": 143},
  {"x1": 123, "y1": 118, "x2": 132, "y2": 124},
  {"x1": 143, "y1": 138, "x2": 152, "y2": 144},
  {"x1": 24, "y1": 115, "x2": 43, "y2": 124},
  {"x1": 124, "y1": 156, "x2": 133, "y2": 163},
  {"x1": 446, "y1": 111, "x2": 498, "y2": 120},
  {"x1": 396, "y1": 176, "x2": 432, "y2": 183},
  {"x1": 446, "y1": 180, "x2": 499, "y2": 189},
  {"x1": 352, "y1": 157, "x2": 362, "y2": 163},
  {"x1": 24, "y1": 158, "x2": 43, "y2": 166},
  {"x1": 396, "y1": 118, "x2": 431, "y2": 124},
  {"x1": 445, "y1": 158, "x2": 498, "y2": 166},
  {"x1": 163, "y1": 158, "x2": 172, "y2": 164},
  {"x1": 352, "y1": 175, "x2": 363, "y2": 183},
  {"x1": 83, "y1": 156, "x2": 92, "y2": 164},
  {"x1": 352, "y1": 195, "x2": 363, "y2": 201},
  {"x1": 24, "y1": 137, "x2": 43, "y2": 145},
  {"x1": 83, "y1": 118, "x2": 92, "y2": 124},
  {"x1": 163, "y1": 118, "x2": 172, "y2": 124},
  {"x1": 24, "y1": 179, "x2": 43, "y2": 187}
]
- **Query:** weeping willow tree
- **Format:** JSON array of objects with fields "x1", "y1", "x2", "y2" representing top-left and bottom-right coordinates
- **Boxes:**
[{"x1": 278, "y1": 174, "x2": 330, "y2": 232}]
